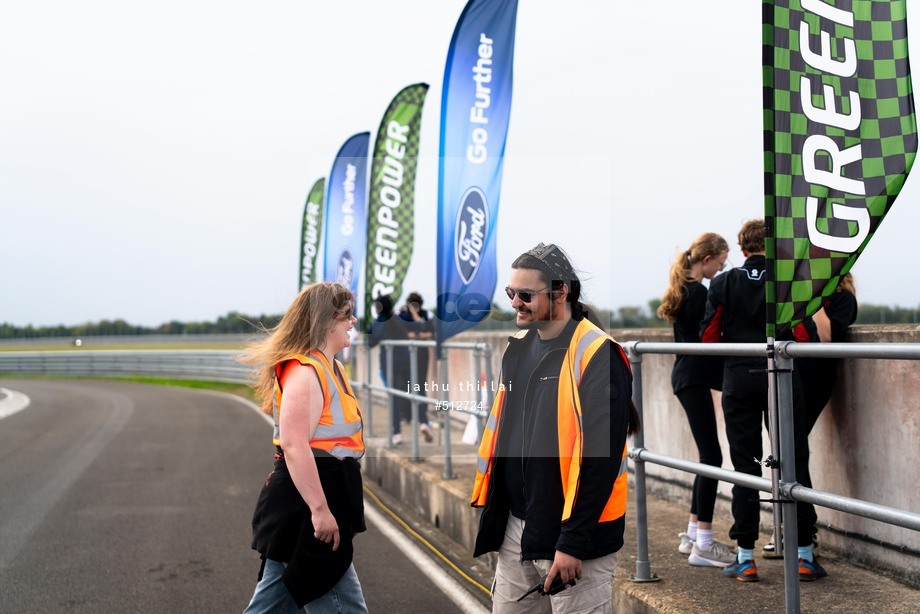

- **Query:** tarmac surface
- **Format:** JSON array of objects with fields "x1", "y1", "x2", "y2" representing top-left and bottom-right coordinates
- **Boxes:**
[{"x1": 0, "y1": 379, "x2": 485, "y2": 613}]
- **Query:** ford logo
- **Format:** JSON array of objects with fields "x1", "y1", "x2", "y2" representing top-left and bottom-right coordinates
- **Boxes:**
[
  {"x1": 336, "y1": 249, "x2": 355, "y2": 287},
  {"x1": 454, "y1": 187, "x2": 488, "y2": 285}
]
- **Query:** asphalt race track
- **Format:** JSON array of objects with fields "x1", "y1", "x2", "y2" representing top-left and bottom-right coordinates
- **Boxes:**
[{"x1": 0, "y1": 380, "x2": 480, "y2": 613}]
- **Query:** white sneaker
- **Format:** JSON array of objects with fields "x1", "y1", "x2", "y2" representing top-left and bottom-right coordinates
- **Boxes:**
[
  {"x1": 678, "y1": 532, "x2": 694, "y2": 555},
  {"x1": 391, "y1": 433, "x2": 403, "y2": 445},
  {"x1": 688, "y1": 540, "x2": 736, "y2": 567},
  {"x1": 419, "y1": 423, "x2": 434, "y2": 443}
]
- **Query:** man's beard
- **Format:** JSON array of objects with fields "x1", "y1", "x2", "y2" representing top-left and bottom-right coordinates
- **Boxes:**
[{"x1": 515, "y1": 306, "x2": 552, "y2": 330}]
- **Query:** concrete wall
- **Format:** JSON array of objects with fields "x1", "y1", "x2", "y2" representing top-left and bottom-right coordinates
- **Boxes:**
[{"x1": 354, "y1": 325, "x2": 920, "y2": 581}]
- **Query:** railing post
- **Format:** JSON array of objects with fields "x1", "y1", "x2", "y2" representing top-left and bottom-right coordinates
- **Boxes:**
[
  {"x1": 410, "y1": 344, "x2": 420, "y2": 462},
  {"x1": 472, "y1": 346, "x2": 484, "y2": 435},
  {"x1": 775, "y1": 344, "x2": 801, "y2": 614},
  {"x1": 481, "y1": 343, "x2": 495, "y2": 431},
  {"x1": 364, "y1": 336, "x2": 373, "y2": 436},
  {"x1": 386, "y1": 344, "x2": 395, "y2": 449},
  {"x1": 766, "y1": 339, "x2": 785, "y2": 559},
  {"x1": 439, "y1": 354, "x2": 454, "y2": 479},
  {"x1": 626, "y1": 342, "x2": 660, "y2": 583}
]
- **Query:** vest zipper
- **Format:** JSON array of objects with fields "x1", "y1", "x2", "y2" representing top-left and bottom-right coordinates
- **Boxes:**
[{"x1": 519, "y1": 346, "x2": 565, "y2": 562}]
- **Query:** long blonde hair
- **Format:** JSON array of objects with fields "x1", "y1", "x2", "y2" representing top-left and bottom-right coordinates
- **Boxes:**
[
  {"x1": 837, "y1": 272, "x2": 856, "y2": 295},
  {"x1": 657, "y1": 233, "x2": 729, "y2": 323},
  {"x1": 238, "y1": 282, "x2": 353, "y2": 413}
]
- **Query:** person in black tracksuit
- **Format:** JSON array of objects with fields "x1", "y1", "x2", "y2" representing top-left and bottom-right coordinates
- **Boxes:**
[
  {"x1": 657, "y1": 232, "x2": 732, "y2": 567},
  {"x1": 367, "y1": 294, "x2": 415, "y2": 445},
  {"x1": 700, "y1": 219, "x2": 825, "y2": 582}
]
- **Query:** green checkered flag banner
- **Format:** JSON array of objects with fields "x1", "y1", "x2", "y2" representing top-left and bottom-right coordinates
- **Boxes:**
[
  {"x1": 364, "y1": 83, "x2": 429, "y2": 321},
  {"x1": 299, "y1": 177, "x2": 325, "y2": 291},
  {"x1": 764, "y1": 0, "x2": 917, "y2": 337}
]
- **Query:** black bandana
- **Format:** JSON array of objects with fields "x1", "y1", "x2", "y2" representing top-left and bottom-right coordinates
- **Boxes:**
[{"x1": 526, "y1": 242, "x2": 575, "y2": 281}]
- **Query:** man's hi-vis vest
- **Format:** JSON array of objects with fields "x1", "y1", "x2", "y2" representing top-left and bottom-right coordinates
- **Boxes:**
[
  {"x1": 272, "y1": 351, "x2": 365, "y2": 460},
  {"x1": 471, "y1": 319, "x2": 630, "y2": 523}
]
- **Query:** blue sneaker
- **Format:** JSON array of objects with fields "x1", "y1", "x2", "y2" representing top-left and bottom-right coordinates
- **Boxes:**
[
  {"x1": 722, "y1": 557, "x2": 759, "y2": 582},
  {"x1": 798, "y1": 557, "x2": 828, "y2": 581}
]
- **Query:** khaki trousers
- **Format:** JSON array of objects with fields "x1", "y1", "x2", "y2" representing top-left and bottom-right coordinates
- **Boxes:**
[{"x1": 491, "y1": 516, "x2": 617, "y2": 614}]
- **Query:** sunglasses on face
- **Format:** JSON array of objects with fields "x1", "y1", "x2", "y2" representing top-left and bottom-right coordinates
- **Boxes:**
[
  {"x1": 504, "y1": 286, "x2": 550, "y2": 303},
  {"x1": 335, "y1": 304, "x2": 354, "y2": 320}
]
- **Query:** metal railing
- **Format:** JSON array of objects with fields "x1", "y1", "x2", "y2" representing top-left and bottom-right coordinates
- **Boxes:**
[
  {"x1": 0, "y1": 350, "x2": 250, "y2": 382},
  {"x1": 0, "y1": 343, "x2": 495, "y2": 480},
  {"x1": 0, "y1": 333, "x2": 253, "y2": 347},
  {"x1": 354, "y1": 338, "x2": 494, "y2": 477},
  {"x1": 625, "y1": 340, "x2": 920, "y2": 613}
]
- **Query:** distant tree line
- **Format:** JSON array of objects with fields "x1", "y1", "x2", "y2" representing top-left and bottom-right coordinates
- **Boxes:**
[
  {"x1": 3, "y1": 301, "x2": 917, "y2": 340},
  {"x1": 0, "y1": 311, "x2": 282, "y2": 339},
  {"x1": 473, "y1": 298, "x2": 920, "y2": 331},
  {"x1": 474, "y1": 300, "x2": 671, "y2": 332},
  {"x1": 855, "y1": 304, "x2": 920, "y2": 325}
]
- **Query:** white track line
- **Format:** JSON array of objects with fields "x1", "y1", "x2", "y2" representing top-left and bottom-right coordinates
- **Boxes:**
[
  {"x1": 227, "y1": 386, "x2": 487, "y2": 612},
  {"x1": 364, "y1": 503, "x2": 489, "y2": 614},
  {"x1": 0, "y1": 387, "x2": 30, "y2": 420}
]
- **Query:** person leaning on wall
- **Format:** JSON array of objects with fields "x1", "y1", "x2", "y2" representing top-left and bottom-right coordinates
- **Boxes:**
[
  {"x1": 398, "y1": 291, "x2": 434, "y2": 442},
  {"x1": 367, "y1": 294, "x2": 414, "y2": 446},
  {"x1": 657, "y1": 232, "x2": 734, "y2": 568},
  {"x1": 700, "y1": 219, "x2": 825, "y2": 583}
]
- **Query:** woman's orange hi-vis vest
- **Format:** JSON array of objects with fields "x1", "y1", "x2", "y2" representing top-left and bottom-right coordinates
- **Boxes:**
[
  {"x1": 272, "y1": 350, "x2": 365, "y2": 460},
  {"x1": 470, "y1": 319, "x2": 629, "y2": 523}
]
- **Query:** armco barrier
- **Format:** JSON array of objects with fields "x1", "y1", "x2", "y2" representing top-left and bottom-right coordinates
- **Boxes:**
[{"x1": 0, "y1": 350, "x2": 250, "y2": 383}]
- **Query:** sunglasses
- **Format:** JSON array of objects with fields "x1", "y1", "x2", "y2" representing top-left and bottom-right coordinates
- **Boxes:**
[{"x1": 504, "y1": 286, "x2": 550, "y2": 302}]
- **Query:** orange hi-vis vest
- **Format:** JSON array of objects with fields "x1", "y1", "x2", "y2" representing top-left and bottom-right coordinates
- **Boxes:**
[
  {"x1": 471, "y1": 319, "x2": 630, "y2": 523},
  {"x1": 272, "y1": 350, "x2": 365, "y2": 460}
]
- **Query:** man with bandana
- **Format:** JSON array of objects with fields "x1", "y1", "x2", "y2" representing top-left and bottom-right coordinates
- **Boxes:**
[{"x1": 471, "y1": 243, "x2": 639, "y2": 614}]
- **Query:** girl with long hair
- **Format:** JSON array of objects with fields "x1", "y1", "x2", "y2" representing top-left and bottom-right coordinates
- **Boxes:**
[
  {"x1": 240, "y1": 282, "x2": 368, "y2": 613},
  {"x1": 657, "y1": 232, "x2": 734, "y2": 567}
]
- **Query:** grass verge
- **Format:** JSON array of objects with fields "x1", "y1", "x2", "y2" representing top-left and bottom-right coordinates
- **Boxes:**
[{"x1": 0, "y1": 374, "x2": 257, "y2": 404}]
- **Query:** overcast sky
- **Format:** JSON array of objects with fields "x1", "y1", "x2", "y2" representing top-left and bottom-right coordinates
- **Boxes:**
[{"x1": 2, "y1": 0, "x2": 918, "y2": 328}]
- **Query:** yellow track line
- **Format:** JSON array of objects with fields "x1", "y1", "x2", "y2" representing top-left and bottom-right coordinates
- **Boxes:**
[{"x1": 363, "y1": 485, "x2": 492, "y2": 596}]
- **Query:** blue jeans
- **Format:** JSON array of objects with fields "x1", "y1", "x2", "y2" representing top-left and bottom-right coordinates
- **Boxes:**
[{"x1": 243, "y1": 559, "x2": 368, "y2": 614}]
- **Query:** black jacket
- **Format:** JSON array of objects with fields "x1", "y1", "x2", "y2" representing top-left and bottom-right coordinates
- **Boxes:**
[
  {"x1": 700, "y1": 254, "x2": 814, "y2": 365},
  {"x1": 671, "y1": 280, "x2": 723, "y2": 393},
  {"x1": 473, "y1": 318, "x2": 632, "y2": 561},
  {"x1": 250, "y1": 452, "x2": 365, "y2": 608},
  {"x1": 367, "y1": 314, "x2": 410, "y2": 378}
]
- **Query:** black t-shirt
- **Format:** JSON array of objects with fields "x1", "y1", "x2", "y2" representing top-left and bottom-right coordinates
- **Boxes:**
[
  {"x1": 499, "y1": 331, "x2": 556, "y2": 519},
  {"x1": 671, "y1": 281, "x2": 723, "y2": 393},
  {"x1": 825, "y1": 290, "x2": 858, "y2": 341}
]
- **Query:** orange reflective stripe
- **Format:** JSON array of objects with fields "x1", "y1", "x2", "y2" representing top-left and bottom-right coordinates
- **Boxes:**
[
  {"x1": 471, "y1": 331, "x2": 525, "y2": 508},
  {"x1": 598, "y1": 447, "x2": 629, "y2": 521},
  {"x1": 471, "y1": 387, "x2": 505, "y2": 507},
  {"x1": 560, "y1": 320, "x2": 616, "y2": 522}
]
